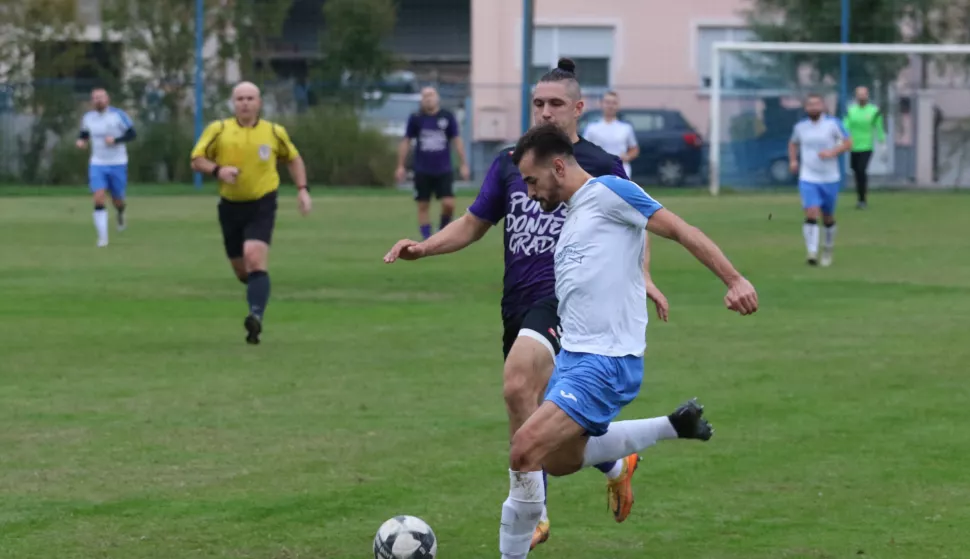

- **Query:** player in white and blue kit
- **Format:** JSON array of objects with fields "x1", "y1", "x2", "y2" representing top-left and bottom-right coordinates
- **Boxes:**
[
  {"x1": 788, "y1": 94, "x2": 852, "y2": 267},
  {"x1": 76, "y1": 88, "x2": 137, "y2": 247},
  {"x1": 497, "y1": 123, "x2": 760, "y2": 559}
]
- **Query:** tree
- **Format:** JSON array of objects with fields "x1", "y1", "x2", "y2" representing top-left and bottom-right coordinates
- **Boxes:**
[
  {"x1": 318, "y1": 0, "x2": 398, "y2": 103},
  {"x1": 0, "y1": 0, "x2": 88, "y2": 182},
  {"x1": 741, "y1": 0, "x2": 922, "y2": 94}
]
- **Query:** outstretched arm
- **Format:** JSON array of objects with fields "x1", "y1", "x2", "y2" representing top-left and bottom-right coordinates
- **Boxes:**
[
  {"x1": 646, "y1": 208, "x2": 758, "y2": 315},
  {"x1": 384, "y1": 212, "x2": 491, "y2": 262}
]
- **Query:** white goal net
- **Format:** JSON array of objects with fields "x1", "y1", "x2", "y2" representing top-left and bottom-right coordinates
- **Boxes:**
[{"x1": 707, "y1": 41, "x2": 970, "y2": 195}]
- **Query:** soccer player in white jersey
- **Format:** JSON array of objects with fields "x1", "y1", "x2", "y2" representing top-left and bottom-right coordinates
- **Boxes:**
[
  {"x1": 76, "y1": 88, "x2": 137, "y2": 247},
  {"x1": 788, "y1": 94, "x2": 852, "y2": 267},
  {"x1": 582, "y1": 91, "x2": 639, "y2": 178},
  {"x1": 497, "y1": 122, "x2": 758, "y2": 559}
]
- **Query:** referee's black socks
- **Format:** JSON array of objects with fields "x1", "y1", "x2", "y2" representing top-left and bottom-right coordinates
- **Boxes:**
[{"x1": 246, "y1": 270, "x2": 271, "y2": 320}]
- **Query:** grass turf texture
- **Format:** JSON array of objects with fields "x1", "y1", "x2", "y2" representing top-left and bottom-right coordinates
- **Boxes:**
[{"x1": 1, "y1": 187, "x2": 968, "y2": 559}]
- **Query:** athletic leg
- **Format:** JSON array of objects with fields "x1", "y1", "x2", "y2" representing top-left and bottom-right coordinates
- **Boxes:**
[
  {"x1": 851, "y1": 151, "x2": 871, "y2": 208},
  {"x1": 501, "y1": 401, "x2": 587, "y2": 559},
  {"x1": 241, "y1": 193, "x2": 277, "y2": 344},
  {"x1": 820, "y1": 182, "x2": 839, "y2": 267},
  {"x1": 107, "y1": 165, "x2": 128, "y2": 230},
  {"x1": 436, "y1": 174, "x2": 456, "y2": 231},
  {"x1": 799, "y1": 181, "x2": 822, "y2": 265},
  {"x1": 413, "y1": 174, "x2": 433, "y2": 239},
  {"x1": 89, "y1": 166, "x2": 109, "y2": 247}
]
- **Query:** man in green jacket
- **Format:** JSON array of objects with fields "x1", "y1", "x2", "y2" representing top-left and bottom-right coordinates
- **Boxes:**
[{"x1": 843, "y1": 86, "x2": 886, "y2": 209}]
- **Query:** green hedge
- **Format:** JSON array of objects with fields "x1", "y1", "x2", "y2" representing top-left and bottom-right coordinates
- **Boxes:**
[{"x1": 40, "y1": 105, "x2": 397, "y2": 187}]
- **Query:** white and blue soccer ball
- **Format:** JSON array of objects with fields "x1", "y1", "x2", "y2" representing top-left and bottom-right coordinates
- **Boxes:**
[{"x1": 373, "y1": 515, "x2": 437, "y2": 559}]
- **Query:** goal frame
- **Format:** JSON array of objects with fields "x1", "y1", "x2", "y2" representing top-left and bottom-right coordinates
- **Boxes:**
[{"x1": 708, "y1": 41, "x2": 970, "y2": 195}]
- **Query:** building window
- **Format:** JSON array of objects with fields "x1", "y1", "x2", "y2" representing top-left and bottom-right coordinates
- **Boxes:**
[
  {"x1": 532, "y1": 26, "x2": 614, "y2": 89},
  {"x1": 696, "y1": 26, "x2": 755, "y2": 89}
]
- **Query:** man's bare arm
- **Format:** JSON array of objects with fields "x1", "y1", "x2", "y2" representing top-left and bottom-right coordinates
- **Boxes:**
[
  {"x1": 191, "y1": 156, "x2": 218, "y2": 175},
  {"x1": 286, "y1": 156, "x2": 308, "y2": 188},
  {"x1": 396, "y1": 138, "x2": 411, "y2": 170},
  {"x1": 646, "y1": 208, "x2": 743, "y2": 287},
  {"x1": 418, "y1": 212, "x2": 492, "y2": 256}
]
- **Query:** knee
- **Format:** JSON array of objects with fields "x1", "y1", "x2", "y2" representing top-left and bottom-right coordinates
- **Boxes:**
[
  {"x1": 242, "y1": 249, "x2": 264, "y2": 273},
  {"x1": 503, "y1": 361, "x2": 539, "y2": 411},
  {"x1": 509, "y1": 428, "x2": 543, "y2": 472},
  {"x1": 441, "y1": 199, "x2": 456, "y2": 214}
]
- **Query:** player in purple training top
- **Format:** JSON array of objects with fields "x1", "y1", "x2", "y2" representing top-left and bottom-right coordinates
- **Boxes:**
[
  {"x1": 395, "y1": 86, "x2": 471, "y2": 240},
  {"x1": 384, "y1": 59, "x2": 681, "y2": 550}
]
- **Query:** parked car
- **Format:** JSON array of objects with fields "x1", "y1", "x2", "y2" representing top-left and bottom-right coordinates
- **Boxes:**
[{"x1": 578, "y1": 108, "x2": 704, "y2": 186}]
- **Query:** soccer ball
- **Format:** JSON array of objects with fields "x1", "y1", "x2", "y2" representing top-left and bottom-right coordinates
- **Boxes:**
[{"x1": 373, "y1": 515, "x2": 437, "y2": 559}]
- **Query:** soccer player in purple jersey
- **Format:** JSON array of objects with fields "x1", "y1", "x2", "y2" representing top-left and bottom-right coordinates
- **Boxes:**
[{"x1": 384, "y1": 59, "x2": 708, "y2": 549}]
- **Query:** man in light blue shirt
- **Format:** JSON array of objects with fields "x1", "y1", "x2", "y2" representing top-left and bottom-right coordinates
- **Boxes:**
[
  {"x1": 789, "y1": 94, "x2": 852, "y2": 267},
  {"x1": 494, "y1": 122, "x2": 759, "y2": 559},
  {"x1": 76, "y1": 88, "x2": 137, "y2": 247}
]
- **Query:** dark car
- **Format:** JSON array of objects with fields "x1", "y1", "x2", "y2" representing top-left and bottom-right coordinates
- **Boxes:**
[{"x1": 578, "y1": 108, "x2": 704, "y2": 186}]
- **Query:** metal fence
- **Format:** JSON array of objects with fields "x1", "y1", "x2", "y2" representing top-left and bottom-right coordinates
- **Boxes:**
[{"x1": 2, "y1": 77, "x2": 969, "y2": 189}]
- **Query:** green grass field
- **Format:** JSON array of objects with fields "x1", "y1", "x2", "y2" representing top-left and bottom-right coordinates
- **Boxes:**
[{"x1": 1, "y1": 187, "x2": 968, "y2": 559}]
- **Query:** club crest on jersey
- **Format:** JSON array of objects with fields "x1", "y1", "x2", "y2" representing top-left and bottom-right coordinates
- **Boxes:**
[
  {"x1": 258, "y1": 144, "x2": 271, "y2": 161},
  {"x1": 438, "y1": 117, "x2": 449, "y2": 129}
]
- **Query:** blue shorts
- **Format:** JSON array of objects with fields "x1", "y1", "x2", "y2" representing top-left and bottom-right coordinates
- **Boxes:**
[
  {"x1": 89, "y1": 164, "x2": 128, "y2": 199},
  {"x1": 799, "y1": 180, "x2": 840, "y2": 215},
  {"x1": 543, "y1": 349, "x2": 644, "y2": 437}
]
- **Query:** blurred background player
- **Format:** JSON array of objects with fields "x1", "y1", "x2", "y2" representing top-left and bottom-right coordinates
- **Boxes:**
[
  {"x1": 395, "y1": 86, "x2": 470, "y2": 240},
  {"x1": 384, "y1": 58, "x2": 670, "y2": 550},
  {"x1": 843, "y1": 86, "x2": 886, "y2": 210},
  {"x1": 190, "y1": 81, "x2": 311, "y2": 344},
  {"x1": 76, "y1": 88, "x2": 136, "y2": 247},
  {"x1": 789, "y1": 94, "x2": 852, "y2": 267},
  {"x1": 582, "y1": 91, "x2": 639, "y2": 178}
]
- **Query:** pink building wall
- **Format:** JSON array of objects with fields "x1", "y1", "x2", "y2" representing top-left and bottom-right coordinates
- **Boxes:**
[{"x1": 471, "y1": 0, "x2": 750, "y2": 142}]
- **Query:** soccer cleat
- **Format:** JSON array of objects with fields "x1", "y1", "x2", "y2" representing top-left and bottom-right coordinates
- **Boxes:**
[
  {"x1": 244, "y1": 313, "x2": 262, "y2": 345},
  {"x1": 529, "y1": 519, "x2": 550, "y2": 550},
  {"x1": 606, "y1": 453, "x2": 641, "y2": 523},
  {"x1": 806, "y1": 251, "x2": 818, "y2": 266},
  {"x1": 668, "y1": 398, "x2": 714, "y2": 441},
  {"x1": 97, "y1": 239, "x2": 108, "y2": 248},
  {"x1": 820, "y1": 247, "x2": 833, "y2": 267},
  {"x1": 856, "y1": 201, "x2": 867, "y2": 210}
]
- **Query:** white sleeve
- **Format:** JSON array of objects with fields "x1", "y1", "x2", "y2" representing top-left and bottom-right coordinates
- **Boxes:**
[
  {"x1": 594, "y1": 177, "x2": 663, "y2": 229},
  {"x1": 625, "y1": 123, "x2": 638, "y2": 149}
]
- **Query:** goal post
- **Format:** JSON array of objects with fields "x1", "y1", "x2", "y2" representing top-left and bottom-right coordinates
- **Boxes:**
[{"x1": 708, "y1": 41, "x2": 970, "y2": 196}]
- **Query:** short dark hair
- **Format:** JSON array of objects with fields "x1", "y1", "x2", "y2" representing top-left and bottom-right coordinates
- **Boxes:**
[
  {"x1": 537, "y1": 57, "x2": 581, "y2": 100},
  {"x1": 511, "y1": 122, "x2": 575, "y2": 166},
  {"x1": 806, "y1": 92, "x2": 824, "y2": 102}
]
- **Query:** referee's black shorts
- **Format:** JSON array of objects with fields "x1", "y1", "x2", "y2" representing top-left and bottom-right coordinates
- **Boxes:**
[
  {"x1": 217, "y1": 190, "x2": 278, "y2": 259},
  {"x1": 413, "y1": 172, "x2": 455, "y2": 202},
  {"x1": 501, "y1": 296, "x2": 562, "y2": 361}
]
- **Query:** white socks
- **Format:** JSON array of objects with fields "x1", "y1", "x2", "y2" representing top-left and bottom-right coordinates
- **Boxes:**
[
  {"x1": 803, "y1": 221, "x2": 819, "y2": 255},
  {"x1": 824, "y1": 224, "x2": 837, "y2": 249},
  {"x1": 582, "y1": 417, "x2": 678, "y2": 468},
  {"x1": 93, "y1": 208, "x2": 108, "y2": 245},
  {"x1": 499, "y1": 469, "x2": 544, "y2": 559}
]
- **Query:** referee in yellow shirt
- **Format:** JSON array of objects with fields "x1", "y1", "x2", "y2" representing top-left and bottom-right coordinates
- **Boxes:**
[{"x1": 190, "y1": 81, "x2": 312, "y2": 345}]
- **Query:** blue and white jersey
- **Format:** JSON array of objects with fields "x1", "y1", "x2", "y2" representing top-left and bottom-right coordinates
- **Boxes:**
[
  {"x1": 80, "y1": 107, "x2": 134, "y2": 166},
  {"x1": 790, "y1": 116, "x2": 850, "y2": 183},
  {"x1": 554, "y1": 175, "x2": 663, "y2": 357}
]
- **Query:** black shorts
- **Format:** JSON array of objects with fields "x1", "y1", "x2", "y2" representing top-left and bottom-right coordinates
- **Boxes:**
[
  {"x1": 413, "y1": 172, "x2": 454, "y2": 201},
  {"x1": 217, "y1": 190, "x2": 278, "y2": 259},
  {"x1": 501, "y1": 296, "x2": 562, "y2": 360}
]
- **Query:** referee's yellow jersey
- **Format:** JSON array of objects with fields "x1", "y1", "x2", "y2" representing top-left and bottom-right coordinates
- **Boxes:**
[{"x1": 191, "y1": 118, "x2": 300, "y2": 201}]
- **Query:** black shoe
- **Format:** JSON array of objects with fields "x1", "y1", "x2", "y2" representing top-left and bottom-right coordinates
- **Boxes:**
[
  {"x1": 668, "y1": 398, "x2": 713, "y2": 441},
  {"x1": 807, "y1": 257, "x2": 818, "y2": 266},
  {"x1": 244, "y1": 313, "x2": 262, "y2": 345}
]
